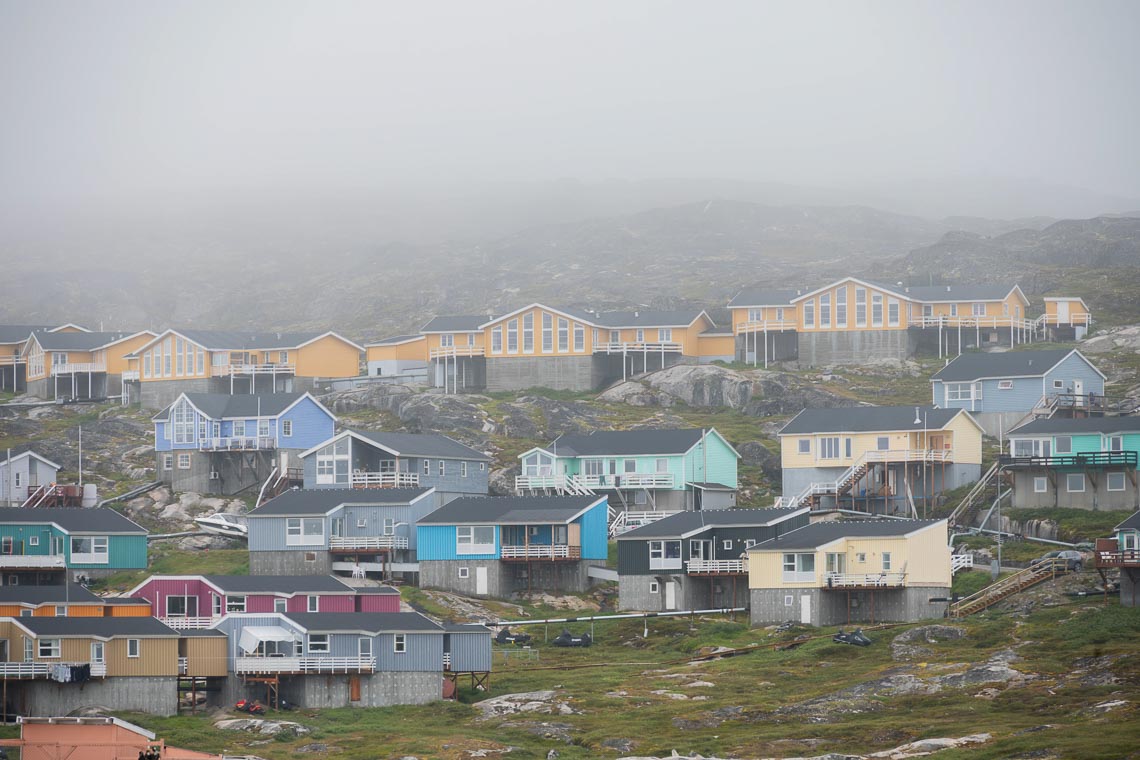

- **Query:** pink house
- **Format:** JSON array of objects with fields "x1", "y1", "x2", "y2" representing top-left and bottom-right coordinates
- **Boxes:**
[
  {"x1": 1, "y1": 716, "x2": 219, "y2": 760},
  {"x1": 126, "y1": 574, "x2": 400, "y2": 627}
]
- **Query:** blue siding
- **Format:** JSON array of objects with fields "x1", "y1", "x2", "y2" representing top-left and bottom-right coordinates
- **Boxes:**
[
  {"x1": 447, "y1": 631, "x2": 493, "y2": 672},
  {"x1": 416, "y1": 525, "x2": 499, "y2": 561},
  {"x1": 577, "y1": 499, "x2": 609, "y2": 560},
  {"x1": 248, "y1": 516, "x2": 328, "y2": 552},
  {"x1": 155, "y1": 422, "x2": 170, "y2": 451},
  {"x1": 279, "y1": 398, "x2": 336, "y2": 451},
  {"x1": 979, "y1": 377, "x2": 1044, "y2": 413},
  {"x1": 1043, "y1": 352, "x2": 1104, "y2": 399},
  {"x1": 376, "y1": 632, "x2": 443, "y2": 672}
]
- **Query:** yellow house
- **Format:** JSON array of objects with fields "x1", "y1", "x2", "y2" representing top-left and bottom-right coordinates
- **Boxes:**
[
  {"x1": 1041, "y1": 296, "x2": 1092, "y2": 341},
  {"x1": 777, "y1": 406, "x2": 984, "y2": 516},
  {"x1": 21, "y1": 329, "x2": 153, "y2": 401},
  {"x1": 0, "y1": 324, "x2": 58, "y2": 393},
  {"x1": 746, "y1": 518, "x2": 951, "y2": 626}
]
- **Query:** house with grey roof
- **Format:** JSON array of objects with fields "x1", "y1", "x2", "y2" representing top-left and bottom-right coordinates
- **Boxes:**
[
  {"x1": 0, "y1": 324, "x2": 57, "y2": 392},
  {"x1": 615, "y1": 506, "x2": 810, "y2": 612},
  {"x1": 246, "y1": 487, "x2": 437, "y2": 577},
  {"x1": 516, "y1": 428, "x2": 740, "y2": 520},
  {"x1": 746, "y1": 518, "x2": 951, "y2": 626},
  {"x1": 417, "y1": 494, "x2": 610, "y2": 598},
  {"x1": 777, "y1": 406, "x2": 985, "y2": 516},
  {"x1": 363, "y1": 334, "x2": 430, "y2": 382},
  {"x1": 0, "y1": 448, "x2": 60, "y2": 507},
  {"x1": 0, "y1": 506, "x2": 148, "y2": 585},
  {"x1": 21, "y1": 329, "x2": 157, "y2": 401},
  {"x1": 153, "y1": 391, "x2": 336, "y2": 496},
  {"x1": 931, "y1": 349, "x2": 1106, "y2": 435}
]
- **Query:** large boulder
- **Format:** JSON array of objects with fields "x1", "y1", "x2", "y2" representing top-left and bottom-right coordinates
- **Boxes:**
[
  {"x1": 736, "y1": 441, "x2": 782, "y2": 481},
  {"x1": 1082, "y1": 324, "x2": 1140, "y2": 353},
  {"x1": 641, "y1": 365, "x2": 753, "y2": 409}
]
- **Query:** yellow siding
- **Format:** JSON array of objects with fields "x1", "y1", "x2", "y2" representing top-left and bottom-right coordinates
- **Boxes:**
[
  {"x1": 294, "y1": 334, "x2": 362, "y2": 378},
  {"x1": 104, "y1": 637, "x2": 178, "y2": 676},
  {"x1": 732, "y1": 305, "x2": 798, "y2": 334},
  {"x1": 182, "y1": 636, "x2": 229, "y2": 677},
  {"x1": 676, "y1": 315, "x2": 714, "y2": 356},
  {"x1": 748, "y1": 548, "x2": 807, "y2": 588},
  {"x1": 696, "y1": 333, "x2": 736, "y2": 358},
  {"x1": 943, "y1": 412, "x2": 983, "y2": 465},
  {"x1": 1045, "y1": 299, "x2": 1089, "y2": 319},
  {"x1": 425, "y1": 331, "x2": 485, "y2": 355},
  {"x1": 366, "y1": 337, "x2": 429, "y2": 363},
  {"x1": 107, "y1": 604, "x2": 153, "y2": 617},
  {"x1": 484, "y1": 307, "x2": 594, "y2": 357},
  {"x1": 138, "y1": 333, "x2": 211, "y2": 383},
  {"x1": 99, "y1": 333, "x2": 155, "y2": 375},
  {"x1": 796, "y1": 280, "x2": 912, "y2": 333}
]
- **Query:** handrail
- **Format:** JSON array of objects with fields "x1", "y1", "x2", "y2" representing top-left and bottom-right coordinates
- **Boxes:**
[
  {"x1": 50, "y1": 362, "x2": 106, "y2": 375},
  {"x1": 329, "y1": 535, "x2": 409, "y2": 550},
  {"x1": 501, "y1": 544, "x2": 580, "y2": 559},
  {"x1": 824, "y1": 572, "x2": 906, "y2": 587},
  {"x1": 686, "y1": 559, "x2": 746, "y2": 574},
  {"x1": 429, "y1": 345, "x2": 485, "y2": 359},
  {"x1": 736, "y1": 319, "x2": 798, "y2": 333},
  {"x1": 948, "y1": 557, "x2": 1066, "y2": 617},
  {"x1": 234, "y1": 656, "x2": 376, "y2": 674},
  {"x1": 595, "y1": 341, "x2": 683, "y2": 354},
  {"x1": 951, "y1": 554, "x2": 975, "y2": 573},
  {"x1": 999, "y1": 452, "x2": 1138, "y2": 469},
  {"x1": 948, "y1": 460, "x2": 1000, "y2": 527},
  {"x1": 913, "y1": 315, "x2": 1036, "y2": 330},
  {"x1": 198, "y1": 436, "x2": 278, "y2": 451},
  {"x1": 351, "y1": 471, "x2": 421, "y2": 488},
  {"x1": 211, "y1": 363, "x2": 295, "y2": 377},
  {"x1": 255, "y1": 466, "x2": 279, "y2": 507},
  {"x1": 782, "y1": 449, "x2": 956, "y2": 511}
]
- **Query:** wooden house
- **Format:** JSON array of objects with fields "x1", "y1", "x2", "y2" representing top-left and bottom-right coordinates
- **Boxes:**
[
  {"x1": 0, "y1": 449, "x2": 60, "y2": 508},
  {"x1": 0, "y1": 507, "x2": 148, "y2": 585},
  {"x1": 0, "y1": 715, "x2": 221, "y2": 760},
  {"x1": 0, "y1": 583, "x2": 151, "y2": 618},
  {"x1": 1095, "y1": 511, "x2": 1140, "y2": 607},
  {"x1": 0, "y1": 324, "x2": 55, "y2": 393},
  {"x1": 22, "y1": 330, "x2": 155, "y2": 401},
  {"x1": 1039, "y1": 296, "x2": 1092, "y2": 341},
  {"x1": 746, "y1": 519, "x2": 951, "y2": 626}
]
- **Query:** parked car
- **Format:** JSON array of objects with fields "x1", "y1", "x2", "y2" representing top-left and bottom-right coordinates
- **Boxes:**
[{"x1": 1031, "y1": 550, "x2": 1085, "y2": 572}]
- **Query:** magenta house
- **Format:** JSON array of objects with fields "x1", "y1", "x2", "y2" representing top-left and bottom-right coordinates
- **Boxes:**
[{"x1": 125, "y1": 574, "x2": 400, "y2": 627}]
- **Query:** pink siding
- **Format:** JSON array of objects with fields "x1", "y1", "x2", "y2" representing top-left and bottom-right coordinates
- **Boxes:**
[
  {"x1": 244, "y1": 594, "x2": 356, "y2": 613},
  {"x1": 360, "y1": 593, "x2": 401, "y2": 613},
  {"x1": 131, "y1": 578, "x2": 216, "y2": 618}
]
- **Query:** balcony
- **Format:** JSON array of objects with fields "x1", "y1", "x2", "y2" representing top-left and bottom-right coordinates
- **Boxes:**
[
  {"x1": 234, "y1": 656, "x2": 376, "y2": 675},
  {"x1": 429, "y1": 345, "x2": 485, "y2": 360},
  {"x1": 587, "y1": 473, "x2": 675, "y2": 489},
  {"x1": 0, "y1": 355, "x2": 24, "y2": 366},
  {"x1": 329, "y1": 535, "x2": 409, "y2": 551},
  {"x1": 1037, "y1": 313, "x2": 1092, "y2": 328},
  {"x1": 121, "y1": 370, "x2": 140, "y2": 381},
  {"x1": 823, "y1": 572, "x2": 907, "y2": 589},
  {"x1": 500, "y1": 544, "x2": 581, "y2": 561},
  {"x1": 161, "y1": 616, "x2": 223, "y2": 630},
  {"x1": 211, "y1": 363, "x2": 295, "y2": 377},
  {"x1": 0, "y1": 554, "x2": 66, "y2": 570},
  {"x1": 50, "y1": 362, "x2": 106, "y2": 376},
  {"x1": 913, "y1": 315, "x2": 1036, "y2": 332},
  {"x1": 351, "y1": 471, "x2": 421, "y2": 489},
  {"x1": 594, "y1": 341, "x2": 682, "y2": 354},
  {"x1": 0, "y1": 661, "x2": 107, "y2": 679},
  {"x1": 1094, "y1": 538, "x2": 1140, "y2": 568},
  {"x1": 1000, "y1": 452, "x2": 1138, "y2": 470},
  {"x1": 686, "y1": 559, "x2": 746, "y2": 575},
  {"x1": 736, "y1": 319, "x2": 798, "y2": 334},
  {"x1": 198, "y1": 436, "x2": 278, "y2": 452}
]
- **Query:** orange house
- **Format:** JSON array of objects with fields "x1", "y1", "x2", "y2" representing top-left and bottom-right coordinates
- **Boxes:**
[
  {"x1": 21, "y1": 329, "x2": 154, "y2": 401},
  {"x1": 0, "y1": 716, "x2": 219, "y2": 760}
]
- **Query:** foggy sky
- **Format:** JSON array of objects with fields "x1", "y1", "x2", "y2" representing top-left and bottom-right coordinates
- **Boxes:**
[{"x1": 2, "y1": 0, "x2": 1139, "y2": 229}]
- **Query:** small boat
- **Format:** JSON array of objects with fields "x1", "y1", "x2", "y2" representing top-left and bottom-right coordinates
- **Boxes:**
[{"x1": 194, "y1": 513, "x2": 248, "y2": 539}]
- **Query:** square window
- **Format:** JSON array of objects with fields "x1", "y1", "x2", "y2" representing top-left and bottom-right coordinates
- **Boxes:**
[
  {"x1": 1033, "y1": 477, "x2": 1048, "y2": 493},
  {"x1": 304, "y1": 552, "x2": 317, "y2": 562},
  {"x1": 1055, "y1": 437, "x2": 1072, "y2": 454},
  {"x1": 28, "y1": 536, "x2": 38, "y2": 547},
  {"x1": 394, "y1": 634, "x2": 406, "y2": 653},
  {"x1": 127, "y1": 639, "x2": 140, "y2": 658},
  {"x1": 55, "y1": 606, "x2": 66, "y2": 617},
  {"x1": 797, "y1": 439, "x2": 810, "y2": 455},
  {"x1": 876, "y1": 436, "x2": 890, "y2": 451},
  {"x1": 177, "y1": 453, "x2": 191, "y2": 469},
  {"x1": 856, "y1": 553, "x2": 866, "y2": 563},
  {"x1": 745, "y1": 539, "x2": 756, "y2": 548},
  {"x1": 649, "y1": 581, "x2": 659, "y2": 594},
  {"x1": 1053, "y1": 379, "x2": 1064, "y2": 390},
  {"x1": 722, "y1": 540, "x2": 733, "y2": 550},
  {"x1": 227, "y1": 596, "x2": 246, "y2": 613},
  {"x1": 1107, "y1": 472, "x2": 1126, "y2": 492},
  {"x1": 784, "y1": 595, "x2": 794, "y2": 607},
  {"x1": 357, "y1": 518, "x2": 368, "y2": 528},
  {"x1": 1066, "y1": 474, "x2": 1085, "y2": 493},
  {"x1": 458, "y1": 567, "x2": 469, "y2": 579},
  {"x1": 308, "y1": 634, "x2": 329, "y2": 653},
  {"x1": 274, "y1": 598, "x2": 287, "y2": 613},
  {"x1": 39, "y1": 639, "x2": 61, "y2": 658}
]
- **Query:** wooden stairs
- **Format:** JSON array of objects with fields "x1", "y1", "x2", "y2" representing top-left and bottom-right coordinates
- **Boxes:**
[
  {"x1": 948, "y1": 461, "x2": 1002, "y2": 528},
  {"x1": 948, "y1": 557, "x2": 1068, "y2": 617}
]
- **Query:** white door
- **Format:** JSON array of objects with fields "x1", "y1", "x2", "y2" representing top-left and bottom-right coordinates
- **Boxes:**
[
  {"x1": 1073, "y1": 379, "x2": 1083, "y2": 397},
  {"x1": 1056, "y1": 301, "x2": 1070, "y2": 323},
  {"x1": 665, "y1": 581, "x2": 677, "y2": 611},
  {"x1": 90, "y1": 641, "x2": 104, "y2": 665},
  {"x1": 475, "y1": 567, "x2": 488, "y2": 595},
  {"x1": 800, "y1": 595, "x2": 811, "y2": 625}
]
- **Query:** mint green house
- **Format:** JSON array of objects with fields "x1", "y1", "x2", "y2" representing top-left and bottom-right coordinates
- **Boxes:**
[
  {"x1": 516, "y1": 429, "x2": 740, "y2": 514},
  {"x1": 0, "y1": 506, "x2": 149, "y2": 585},
  {"x1": 1005, "y1": 418, "x2": 1140, "y2": 510}
]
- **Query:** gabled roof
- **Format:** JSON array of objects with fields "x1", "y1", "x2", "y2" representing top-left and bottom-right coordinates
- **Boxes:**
[
  {"x1": 249, "y1": 487, "x2": 434, "y2": 517},
  {"x1": 16, "y1": 616, "x2": 178, "y2": 637},
  {"x1": 0, "y1": 507, "x2": 146, "y2": 534},
  {"x1": 0, "y1": 583, "x2": 101, "y2": 605},
  {"x1": 282, "y1": 611, "x2": 442, "y2": 634},
  {"x1": 417, "y1": 495, "x2": 606, "y2": 525},
  {"x1": 534, "y1": 428, "x2": 738, "y2": 458},
  {"x1": 790, "y1": 277, "x2": 911, "y2": 305},
  {"x1": 930, "y1": 349, "x2": 1102, "y2": 383},
  {"x1": 616, "y1": 507, "x2": 809, "y2": 540},
  {"x1": 727, "y1": 288, "x2": 800, "y2": 308},
  {"x1": 1009, "y1": 416, "x2": 1140, "y2": 437},
  {"x1": 0, "y1": 325, "x2": 54, "y2": 345},
  {"x1": 748, "y1": 519, "x2": 946, "y2": 551},
  {"x1": 588, "y1": 309, "x2": 711, "y2": 329},
  {"x1": 421, "y1": 316, "x2": 488, "y2": 333},
  {"x1": 300, "y1": 429, "x2": 489, "y2": 461},
  {"x1": 201, "y1": 574, "x2": 358, "y2": 594},
  {"x1": 901, "y1": 283, "x2": 1026, "y2": 304},
  {"x1": 28, "y1": 330, "x2": 144, "y2": 352},
  {"x1": 153, "y1": 392, "x2": 334, "y2": 422},
  {"x1": 365, "y1": 335, "x2": 425, "y2": 347},
  {"x1": 1115, "y1": 511, "x2": 1140, "y2": 532},
  {"x1": 0, "y1": 448, "x2": 61, "y2": 471},
  {"x1": 778, "y1": 406, "x2": 977, "y2": 436},
  {"x1": 137, "y1": 328, "x2": 362, "y2": 354}
]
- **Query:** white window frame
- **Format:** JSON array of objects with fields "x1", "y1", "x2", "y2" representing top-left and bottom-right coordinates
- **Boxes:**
[
  {"x1": 855, "y1": 288, "x2": 867, "y2": 327},
  {"x1": 872, "y1": 294, "x2": 884, "y2": 327},
  {"x1": 820, "y1": 293, "x2": 831, "y2": 328},
  {"x1": 1106, "y1": 435, "x2": 1123, "y2": 452},
  {"x1": 282, "y1": 420, "x2": 292, "y2": 437},
  {"x1": 456, "y1": 525, "x2": 495, "y2": 555},
  {"x1": 798, "y1": 439, "x2": 810, "y2": 455},
  {"x1": 274, "y1": 597, "x2": 287, "y2": 613},
  {"x1": 227, "y1": 596, "x2": 246, "y2": 613},
  {"x1": 648, "y1": 540, "x2": 682, "y2": 570},
  {"x1": 542, "y1": 313, "x2": 553, "y2": 353},
  {"x1": 836, "y1": 287, "x2": 847, "y2": 328},
  {"x1": 177, "y1": 453, "x2": 191, "y2": 470},
  {"x1": 1033, "y1": 477, "x2": 1048, "y2": 493},
  {"x1": 55, "y1": 605, "x2": 67, "y2": 617},
  {"x1": 286, "y1": 517, "x2": 324, "y2": 546},
  {"x1": 574, "y1": 323, "x2": 585, "y2": 351},
  {"x1": 307, "y1": 595, "x2": 319, "y2": 613},
  {"x1": 1106, "y1": 472, "x2": 1126, "y2": 492},
  {"x1": 818, "y1": 437, "x2": 840, "y2": 460},
  {"x1": 1066, "y1": 473, "x2": 1085, "y2": 493},
  {"x1": 972, "y1": 302, "x2": 986, "y2": 317},
  {"x1": 876, "y1": 436, "x2": 890, "y2": 451},
  {"x1": 439, "y1": 459, "x2": 445, "y2": 476},
  {"x1": 39, "y1": 639, "x2": 61, "y2": 659},
  {"x1": 257, "y1": 419, "x2": 270, "y2": 438},
  {"x1": 458, "y1": 567, "x2": 469, "y2": 579},
  {"x1": 803, "y1": 299, "x2": 815, "y2": 329},
  {"x1": 423, "y1": 459, "x2": 431, "y2": 475},
  {"x1": 1052, "y1": 379, "x2": 1064, "y2": 390},
  {"x1": 998, "y1": 380, "x2": 1014, "y2": 390},
  {"x1": 461, "y1": 461, "x2": 468, "y2": 477},
  {"x1": 723, "y1": 539, "x2": 733, "y2": 550},
  {"x1": 127, "y1": 638, "x2": 140, "y2": 658},
  {"x1": 393, "y1": 634, "x2": 407, "y2": 653},
  {"x1": 491, "y1": 326, "x2": 503, "y2": 355},
  {"x1": 28, "y1": 535, "x2": 39, "y2": 547},
  {"x1": 782, "y1": 552, "x2": 815, "y2": 583},
  {"x1": 522, "y1": 312, "x2": 534, "y2": 354},
  {"x1": 887, "y1": 299, "x2": 900, "y2": 327},
  {"x1": 1055, "y1": 436, "x2": 1073, "y2": 455},
  {"x1": 70, "y1": 536, "x2": 109, "y2": 564},
  {"x1": 307, "y1": 634, "x2": 329, "y2": 654},
  {"x1": 649, "y1": 581, "x2": 659, "y2": 594},
  {"x1": 658, "y1": 327, "x2": 672, "y2": 342},
  {"x1": 383, "y1": 518, "x2": 395, "y2": 536},
  {"x1": 507, "y1": 319, "x2": 519, "y2": 354},
  {"x1": 881, "y1": 552, "x2": 892, "y2": 571},
  {"x1": 558, "y1": 318, "x2": 569, "y2": 352},
  {"x1": 162, "y1": 454, "x2": 173, "y2": 470}
]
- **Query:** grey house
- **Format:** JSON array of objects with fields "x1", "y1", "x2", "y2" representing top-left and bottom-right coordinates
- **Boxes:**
[
  {"x1": 299, "y1": 429, "x2": 490, "y2": 505},
  {"x1": 0, "y1": 449, "x2": 61, "y2": 507},
  {"x1": 616, "y1": 507, "x2": 810, "y2": 612},
  {"x1": 246, "y1": 487, "x2": 437, "y2": 578}
]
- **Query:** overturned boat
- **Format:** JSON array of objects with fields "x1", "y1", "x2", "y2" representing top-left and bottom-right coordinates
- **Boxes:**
[{"x1": 194, "y1": 512, "x2": 248, "y2": 539}]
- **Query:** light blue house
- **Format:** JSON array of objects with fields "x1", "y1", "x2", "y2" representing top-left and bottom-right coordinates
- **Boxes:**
[
  {"x1": 246, "y1": 487, "x2": 437, "y2": 578},
  {"x1": 930, "y1": 349, "x2": 1105, "y2": 435},
  {"x1": 516, "y1": 429, "x2": 740, "y2": 513},
  {"x1": 1005, "y1": 417, "x2": 1139, "y2": 510},
  {"x1": 0, "y1": 506, "x2": 148, "y2": 585},
  {"x1": 299, "y1": 429, "x2": 490, "y2": 505},
  {"x1": 153, "y1": 392, "x2": 336, "y2": 496},
  {"x1": 0, "y1": 448, "x2": 60, "y2": 507},
  {"x1": 417, "y1": 494, "x2": 609, "y2": 598}
]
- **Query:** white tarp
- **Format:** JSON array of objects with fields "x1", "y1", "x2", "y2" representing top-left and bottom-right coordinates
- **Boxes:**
[{"x1": 238, "y1": 626, "x2": 298, "y2": 654}]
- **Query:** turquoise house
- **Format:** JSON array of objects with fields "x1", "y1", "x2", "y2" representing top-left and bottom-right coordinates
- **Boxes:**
[
  {"x1": 1005, "y1": 418, "x2": 1140, "y2": 510},
  {"x1": 1097, "y1": 511, "x2": 1139, "y2": 607},
  {"x1": 0, "y1": 507, "x2": 148, "y2": 585},
  {"x1": 516, "y1": 429, "x2": 740, "y2": 512}
]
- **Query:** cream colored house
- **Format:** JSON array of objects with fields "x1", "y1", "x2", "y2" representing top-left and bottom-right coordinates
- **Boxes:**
[{"x1": 747, "y1": 518, "x2": 951, "y2": 626}]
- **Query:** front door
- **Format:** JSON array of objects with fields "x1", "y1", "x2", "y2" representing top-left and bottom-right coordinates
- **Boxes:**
[
  {"x1": 91, "y1": 641, "x2": 104, "y2": 666},
  {"x1": 1073, "y1": 379, "x2": 1084, "y2": 398},
  {"x1": 475, "y1": 567, "x2": 488, "y2": 595},
  {"x1": 665, "y1": 581, "x2": 677, "y2": 611},
  {"x1": 1057, "y1": 301, "x2": 1070, "y2": 323},
  {"x1": 800, "y1": 595, "x2": 812, "y2": 625},
  {"x1": 929, "y1": 435, "x2": 944, "y2": 452}
]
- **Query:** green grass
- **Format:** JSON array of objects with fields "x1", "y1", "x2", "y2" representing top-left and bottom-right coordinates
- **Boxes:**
[
  {"x1": 1002, "y1": 507, "x2": 1131, "y2": 543},
  {"x1": 951, "y1": 568, "x2": 997, "y2": 597},
  {"x1": 96, "y1": 547, "x2": 249, "y2": 593}
]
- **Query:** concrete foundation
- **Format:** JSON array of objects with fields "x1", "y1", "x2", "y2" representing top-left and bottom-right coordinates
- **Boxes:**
[
  {"x1": 281, "y1": 671, "x2": 440, "y2": 708},
  {"x1": 618, "y1": 574, "x2": 749, "y2": 612},
  {"x1": 1009, "y1": 470, "x2": 1140, "y2": 511},
  {"x1": 736, "y1": 331, "x2": 798, "y2": 365},
  {"x1": 796, "y1": 329, "x2": 916, "y2": 368},
  {"x1": 420, "y1": 559, "x2": 602, "y2": 598},
  {"x1": 250, "y1": 549, "x2": 333, "y2": 576},
  {"x1": 157, "y1": 449, "x2": 273, "y2": 496},
  {"x1": 485, "y1": 355, "x2": 607, "y2": 392},
  {"x1": 15, "y1": 676, "x2": 178, "y2": 717},
  {"x1": 749, "y1": 585, "x2": 949, "y2": 627},
  {"x1": 1121, "y1": 568, "x2": 1139, "y2": 608}
]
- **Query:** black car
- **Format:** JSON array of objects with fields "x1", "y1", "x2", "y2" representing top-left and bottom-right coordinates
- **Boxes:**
[{"x1": 1031, "y1": 550, "x2": 1084, "y2": 572}]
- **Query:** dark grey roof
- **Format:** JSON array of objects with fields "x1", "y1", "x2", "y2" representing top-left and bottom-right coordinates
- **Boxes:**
[
  {"x1": 250, "y1": 488, "x2": 433, "y2": 517},
  {"x1": 17, "y1": 616, "x2": 178, "y2": 637},
  {"x1": 688, "y1": 482, "x2": 734, "y2": 490},
  {"x1": 173, "y1": 329, "x2": 325, "y2": 350},
  {"x1": 0, "y1": 325, "x2": 53, "y2": 344},
  {"x1": 345, "y1": 430, "x2": 490, "y2": 461},
  {"x1": 202, "y1": 575, "x2": 355, "y2": 594},
  {"x1": 421, "y1": 315, "x2": 488, "y2": 333},
  {"x1": 544, "y1": 429, "x2": 708, "y2": 457},
  {"x1": 749, "y1": 519, "x2": 945, "y2": 551},
  {"x1": 727, "y1": 288, "x2": 800, "y2": 308},
  {"x1": 443, "y1": 623, "x2": 493, "y2": 633},
  {"x1": 931, "y1": 350, "x2": 1079, "y2": 382},
  {"x1": 0, "y1": 507, "x2": 146, "y2": 534},
  {"x1": 0, "y1": 584, "x2": 101, "y2": 604},
  {"x1": 1010, "y1": 416, "x2": 1140, "y2": 436},
  {"x1": 418, "y1": 495, "x2": 604, "y2": 525},
  {"x1": 587, "y1": 310, "x2": 706, "y2": 328},
  {"x1": 32, "y1": 331, "x2": 140, "y2": 351},
  {"x1": 1116, "y1": 511, "x2": 1140, "y2": 532},
  {"x1": 617, "y1": 507, "x2": 807, "y2": 540},
  {"x1": 901, "y1": 284, "x2": 1019, "y2": 302},
  {"x1": 366, "y1": 335, "x2": 422, "y2": 346},
  {"x1": 355, "y1": 586, "x2": 401, "y2": 595},
  {"x1": 284, "y1": 612, "x2": 442, "y2": 633},
  {"x1": 155, "y1": 392, "x2": 313, "y2": 421},
  {"x1": 779, "y1": 406, "x2": 965, "y2": 435},
  {"x1": 179, "y1": 628, "x2": 228, "y2": 637}
]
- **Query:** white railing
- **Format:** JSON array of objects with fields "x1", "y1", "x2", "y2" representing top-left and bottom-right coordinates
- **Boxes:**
[
  {"x1": 442, "y1": 652, "x2": 452, "y2": 671},
  {"x1": 501, "y1": 544, "x2": 580, "y2": 559},
  {"x1": 609, "y1": 510, "x2": 681, "y2": 537},
  {"x1": 429, "y1": 345, "x2": 485, "y2": 359},
  {"x1": 686, "y1": 559, "x2": 746, "y2": 574},
  {"x1": 121, "y1": 370, "x2": 140, "y2": 381},
  {"x1": 178, "y1": 657, "x2": 188, "y2": 675},
  {"x1": 234, "y1": 656, "x2": 376, "y2": 674},
  {"x1": 351, "y1": 471, "x2": 421, "y2": 488},
  {"x1": 515, "y1": 474, "x2": 594, "y2": 495},
  {"x1": 0, "y1": 355, "x2": 22, "y2": 366},
  {"x1": 736, "y1": 320, "x2": 798, "y2": 334},
  {"x1": 1036, "y1": 313, "x2": 1092, "y2": 328},
  {"x1": 0, "y1": 554, "x2": 66, "y2": 569},
  {"x1": 329, "y1": 535, "x2": 409, "y2": 550},
  {"x1": 595, "y1": 341, "x2": 682, "y2": 354},
  {"x1": 0, "y1": 662, "x2": 106, "y2": 677},
  {"x1": 50, "y1": 362, "x2": 105, "y2": 376},
  {"x1": 781, "y1": 449, "x2": 956, "y2": 511},
  {"x1": 198, "y1": 436, "x2": 277, "y2": 451},
  {"x1": 951, "y1": 554, "x2": 975, "y2": 574},
  {"x1": 913, "y1": 315, "x2": 1036, "y2": 331},
  {"x1": 825, "y1": 572, "x2": 907, "y2": 588},
  {"x1": 586, "y1": 473, "x2": 675, "y2": 489},
  {"x1": 161, "y1": 616, "x2": 223, "y2": 630},
  {"x1": 211, "y1": 363, "x2": 295, "y2": 377}
]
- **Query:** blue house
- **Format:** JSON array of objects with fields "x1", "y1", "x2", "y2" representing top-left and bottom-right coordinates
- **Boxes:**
[
  {"x1": 211, "y1": 610, "x2": 489, "y2": 708},
  {"x1": 299, "y1": 429, "x2": 490, "y2": 505},
  {"x1": 930, "y1": 349, "x2": 1105, "y2": 435},
  {"x1": 246, "y1": 487, "x2": 437, "y2": 578},
  {"x1": 417, "y1": 494, "x2": 609, "y2": 598},
  {"x1": 0, "y1": 506, "x2": 148, "y2": 585},
  {"x1": 154, "y1": 392, "x2": 336, "y2": 496}
]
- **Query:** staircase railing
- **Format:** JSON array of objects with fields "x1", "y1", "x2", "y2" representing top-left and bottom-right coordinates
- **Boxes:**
[
  {"x1": 948, "y1": 557, "x2": 1067, "y2": 617},
  {"x1": 778, "y1": 449, "x2": 954, "y2": 511},
  {"x1": 255, "y1": 467, "x2": 279, "y2": 507},
  {"x1": 947, "y1": 461, "x2": 1001, "y2": 528}
]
